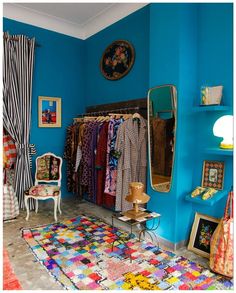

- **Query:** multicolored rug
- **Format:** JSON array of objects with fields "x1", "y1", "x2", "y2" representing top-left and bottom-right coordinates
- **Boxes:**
[
  {"x1": 22, "y1": 215, "x2": 233, "y2": 290},
  {"x1": 3, "y1": 247, "x2": 22, "y2": 290}
]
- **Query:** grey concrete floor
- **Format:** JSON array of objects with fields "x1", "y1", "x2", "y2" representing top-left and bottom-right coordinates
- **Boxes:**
[{"x1": 3, "y1": 197, "x2": 209, "y2": 290}]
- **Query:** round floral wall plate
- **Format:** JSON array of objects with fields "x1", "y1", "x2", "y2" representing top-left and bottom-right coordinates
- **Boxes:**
[{"x1": 100, "y1": 40, "x2": 135, "y2": 80}]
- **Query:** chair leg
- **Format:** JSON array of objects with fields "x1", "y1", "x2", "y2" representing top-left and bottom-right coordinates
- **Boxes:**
[
  {"x1": 25, "y1": 196, "x2": 30, "y2": 221},
  {"x1": 35, "y1": 199, "x2": 38, "y2": 213},
  {"x1": 53, "y1": 197, "x2": 58, "y2": 222},
  {"x1": 58, "y1": 193, "x2": 62, "y2": 214}
]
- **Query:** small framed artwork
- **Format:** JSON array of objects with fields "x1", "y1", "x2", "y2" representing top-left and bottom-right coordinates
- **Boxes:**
[
  {"x1": 38, "y1": 96, "x2": 61, "y2": 128},
  {"x1": 201, "y1": 160, "x2": 225, "y2": 190},
  {"x1": 100, "y1": 40, "x2": 135, "y2": 80},
  {"x1": 188, "y1": 212, "x2": 220, "y2": 258}
]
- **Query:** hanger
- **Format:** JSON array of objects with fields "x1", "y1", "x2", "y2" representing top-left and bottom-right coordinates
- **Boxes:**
[
  {"x1": 73, "y1": 117, "x2": 84, "y2": 123},
  {"x1": 132, "y1": 112, "x2": 141, "y2": 120}
]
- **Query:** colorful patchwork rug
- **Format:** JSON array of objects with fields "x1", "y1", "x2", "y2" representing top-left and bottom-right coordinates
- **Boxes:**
[{"x1": 22, "y1": 215, "x2": 233, "y2": 290}]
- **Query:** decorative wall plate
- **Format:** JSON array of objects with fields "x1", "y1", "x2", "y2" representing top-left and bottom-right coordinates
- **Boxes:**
[{"x1": 100, "y1": 40, "x2": 135, "y2": 80}]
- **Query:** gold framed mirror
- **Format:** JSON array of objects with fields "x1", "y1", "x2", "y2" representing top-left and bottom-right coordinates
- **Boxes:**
[{"x1": 147, "y1": 85, "x2": 177, "y2": 192}]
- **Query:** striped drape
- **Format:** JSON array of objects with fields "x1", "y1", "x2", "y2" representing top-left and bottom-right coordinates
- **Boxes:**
[{"x1": 3, "y1": 32, "x2": 35, "y2": 209}]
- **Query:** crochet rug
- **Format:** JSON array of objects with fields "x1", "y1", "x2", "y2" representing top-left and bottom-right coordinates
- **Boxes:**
[
  {"x1": 3, "y1": 247, "x2": 22, "y2": 290},
  {"x1": 22, "y1": 215, "x2": 233, "y2": 290}
]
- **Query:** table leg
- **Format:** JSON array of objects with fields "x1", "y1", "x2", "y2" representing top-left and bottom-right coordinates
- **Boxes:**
[{"x1": 25, "y1": 196, "x2": 30, "y2": 221}]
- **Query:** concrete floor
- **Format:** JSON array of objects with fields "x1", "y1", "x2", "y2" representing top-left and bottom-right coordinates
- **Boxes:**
[{"x1": 3, "y1": 197, "x2": 210, "y2": 290}]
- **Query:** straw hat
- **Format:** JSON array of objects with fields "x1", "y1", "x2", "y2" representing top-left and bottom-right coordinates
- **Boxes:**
[{"x1": 125, "y1": 182, "x2": 150, "y2": 204}]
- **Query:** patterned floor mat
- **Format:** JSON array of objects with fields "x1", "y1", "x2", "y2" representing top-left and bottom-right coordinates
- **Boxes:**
[{"x1": 22, "y1": 215, "x2": 233, "y2": 290}]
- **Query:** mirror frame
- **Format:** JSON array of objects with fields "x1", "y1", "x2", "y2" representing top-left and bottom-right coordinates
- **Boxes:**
[{"x1": 147, "y1": 84, "x2": 177, "y2": 193}]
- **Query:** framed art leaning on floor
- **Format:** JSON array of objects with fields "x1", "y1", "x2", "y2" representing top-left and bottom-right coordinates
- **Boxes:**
[{"x1": 188, "y1": 212, "x2": 220, "y2": 258}]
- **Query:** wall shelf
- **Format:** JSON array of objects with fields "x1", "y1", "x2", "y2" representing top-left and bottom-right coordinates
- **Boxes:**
[
  {"x1": 185, "y1": 190, "x2": 227, "y2": 206},
  {"x1": 204, "y1": 147, "x2": 233, "y2": 156},
  {"x1": 193, "y1": 105, "x2": 230, "y2": 112}
]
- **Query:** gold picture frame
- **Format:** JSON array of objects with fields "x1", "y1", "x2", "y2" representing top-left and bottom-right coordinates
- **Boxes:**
[
  {"x1": 201, "y1": 160, "x2": 225, "y2": 190},
  {"x1": 38, "y1": 96, "x2": 61, "y2": 128},
  {"x1": 188, "y1": 212, "x2": 220, "y2": 258}
]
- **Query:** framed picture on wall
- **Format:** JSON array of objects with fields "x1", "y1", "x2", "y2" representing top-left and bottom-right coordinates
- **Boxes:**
[
  {"x1": 100, "y1": 40, "x2": 135, "y2": 80},
  {"x1": 38, "y1": 96, "x2": 61, "y2": 127},
  {"x1": 188, "y1": 212, "x2": 220, "y2": 258},
  {"x1": 201, "y1": 160, "x2": 225, "y2": 190}
]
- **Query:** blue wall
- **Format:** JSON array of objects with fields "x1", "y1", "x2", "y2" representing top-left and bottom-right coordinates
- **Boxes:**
[
  {"x1": 3, "y1": 18, "x2": 86, "y2": 197},
  {"x1": 3, "y1": 3, "x2": 233, "y2": 245},
  {"x1": 148, "y1": 3, "x2": 233, "y2": 244},
  {"x1": 85, "y1": 6, "x2": 150, "y2": 106}
]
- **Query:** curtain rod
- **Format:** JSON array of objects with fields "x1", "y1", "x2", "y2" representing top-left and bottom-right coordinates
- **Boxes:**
[
  {"x1": 3, "y1": 35, "x2": 41, "y2": 47},
  {"x1": 77, "y1": 106, "x2": 146, "y2": 117}
]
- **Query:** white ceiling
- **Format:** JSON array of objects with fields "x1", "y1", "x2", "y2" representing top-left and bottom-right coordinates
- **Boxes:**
[{"x1": 3, "y1": 2, "x2": 148, "y2": 40}]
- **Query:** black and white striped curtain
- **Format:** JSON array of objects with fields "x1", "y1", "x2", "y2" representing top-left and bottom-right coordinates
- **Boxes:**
[{"x1": 3, "y1": 32, "x2": 35, "y2": 209}]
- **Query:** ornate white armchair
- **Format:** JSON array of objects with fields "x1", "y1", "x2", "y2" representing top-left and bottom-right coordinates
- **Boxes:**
[{"x1": 24, "y1": 152, "x2": 62, "y2": 222}]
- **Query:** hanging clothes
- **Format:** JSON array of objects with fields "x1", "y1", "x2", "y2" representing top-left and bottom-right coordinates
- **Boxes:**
[
  {"x1": 115, "y1": 116, "x2": 147, "y2": 212},
  {"x1": 3, "y1": 168, "x2": 20, "y2": 220},
  {"x1": 81, "y1": 121, "x2": 100, "y2": 202},
  {"x1": 95, "y1": 121, "x2": 109, "y2": 206},
  {"x1": 104, "y1": 118, "x2": 124, "y2": 196},
  {"x1": 3, "y1": 133, "x2": 19, "y2": 220},
  {"x1": 64, "y1": 123, "x2": 84, "y2": 198},
  {"x1": 64, "y1": 125, "x2": 77, "y2": 192},
  {"x1": 3, "y1": 134, "x2": 17, "y2": 169}
]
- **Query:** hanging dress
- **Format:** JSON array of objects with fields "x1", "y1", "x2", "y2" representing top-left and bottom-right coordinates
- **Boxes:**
[{"x1": 115, "y1": 116, "x2": 147, "y2": 212}]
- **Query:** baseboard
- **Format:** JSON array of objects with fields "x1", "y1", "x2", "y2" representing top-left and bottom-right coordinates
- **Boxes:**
[{"x1": 157, "y1": 236, "x2": 188, "y2": 251}]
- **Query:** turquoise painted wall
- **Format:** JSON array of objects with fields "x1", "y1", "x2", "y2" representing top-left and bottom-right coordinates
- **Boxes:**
[
  {"x1": 85, "y1": 6, "x2": 150, "y2": 106},
  {"x1": 148, "y1": 3, "x2": 233, "y2": 244},
  {"x1": 3, "y1": 18, "x2": 86, "y2": 198},
  {"x1": 189, "y1": 3, "x2": 233, "y2": 240},
  {"x1": 3, "y1": 3, "x2": 233, "y2": 245}
]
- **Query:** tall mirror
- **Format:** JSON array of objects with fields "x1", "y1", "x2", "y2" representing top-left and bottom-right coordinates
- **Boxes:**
[{"x1": 147, "y1": 85, "x2": 177, "y2": 192}]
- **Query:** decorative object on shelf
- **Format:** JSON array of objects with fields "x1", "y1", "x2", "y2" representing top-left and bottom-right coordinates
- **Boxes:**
[
  {"x1": 38, "y1": 96, "x2": 61, "y2": 127},
  {"x1": 202, "y1": 160, "x2": 224, "y2": 190},
  {"x1": 200, "y1": 85, "x2": 223, "y2": 105},
  {"x1": 191, "y1": 186, "x2": 218, "y2": 200},
  {"x1": 191, "y1": 186, "x2": 206, "y2": 198},
  {"x1": 213, "y1": 115, "x2": 233, "y2": 149},
  {"x1": 100, "y1": 40, "x2": 135, "y2": 80},
  {"x1": 201, "y1": 187, "x2": 218, "y2": 200},
  {"x1": 123, "y1": 182, "x2": 150, "y2": 220},
  {"x1": 210, "y1": 188, "x2": 233, "y2": 278},
  {"x1": 188, "y1": 212, "x2": 220, "y2": 258}
]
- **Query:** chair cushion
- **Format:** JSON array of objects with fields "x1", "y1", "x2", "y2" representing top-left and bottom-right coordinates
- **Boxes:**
[{"x1": 26, "y1": 185, "x2": 60, "y2": 197}]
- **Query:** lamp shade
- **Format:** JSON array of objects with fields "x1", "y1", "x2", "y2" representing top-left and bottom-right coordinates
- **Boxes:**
[{"x1": 213, "y1": 115, "x2": 233, "y2": 149}]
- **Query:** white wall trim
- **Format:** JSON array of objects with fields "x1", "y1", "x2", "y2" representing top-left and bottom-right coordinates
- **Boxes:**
[
  {"x1": 3, "y1": 4, "x2": 85, "y2": 39},
  {"x1": 3, "y1": 3, "x2": 149, "y2": 40},
  {"x1": 84, "y1": 3, "x2": 148, "y2": 39}
]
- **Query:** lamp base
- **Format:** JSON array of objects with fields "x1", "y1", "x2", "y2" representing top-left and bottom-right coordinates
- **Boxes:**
[
  {"x1": 220, "y1": 143, "x2": 233, "y2": 149},
  {"x1": 123, "y1": 209, "x2": 148, "y2": 220}
]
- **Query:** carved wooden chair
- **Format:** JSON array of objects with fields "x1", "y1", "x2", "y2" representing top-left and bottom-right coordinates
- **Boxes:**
[{"x1": 24, "y1": 152, "x2": 62, "y2": 222}]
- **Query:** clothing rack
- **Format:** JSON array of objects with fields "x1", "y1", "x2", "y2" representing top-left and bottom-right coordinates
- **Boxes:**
[{"x1": 76, "y1": 106, "x2": 143, "y2": 117}]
